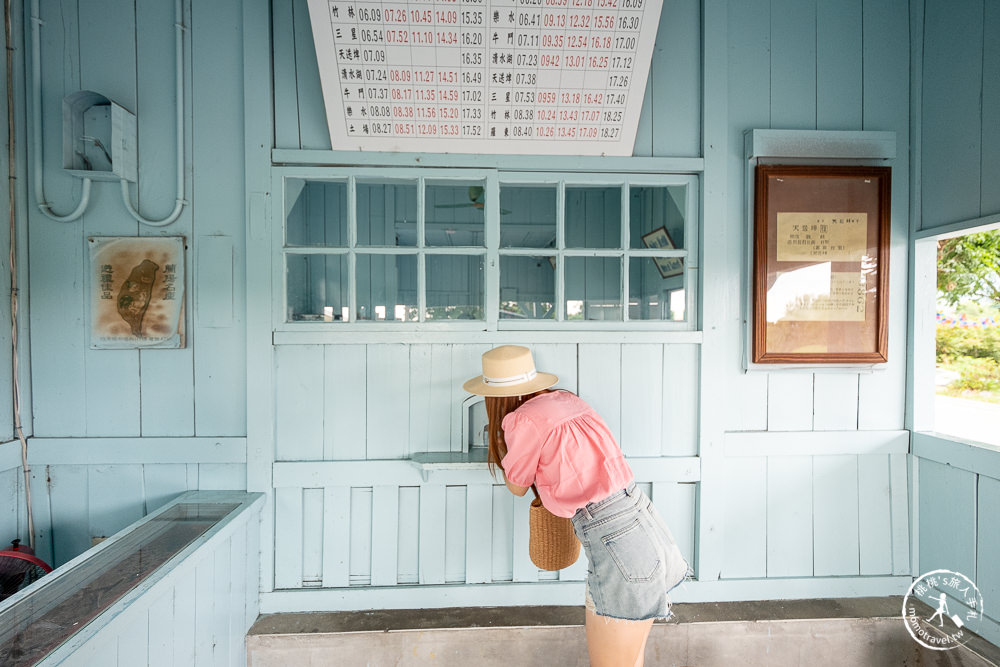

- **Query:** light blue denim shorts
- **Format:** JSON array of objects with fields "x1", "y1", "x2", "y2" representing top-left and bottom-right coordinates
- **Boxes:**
[{"x1": 571, "y1": 483, "x2": 690, "y2": 621}]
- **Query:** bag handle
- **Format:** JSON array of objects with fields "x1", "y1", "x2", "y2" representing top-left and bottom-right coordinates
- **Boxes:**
[{"x1": 530, "y1": 484, "x2": 540, "y2": 503}]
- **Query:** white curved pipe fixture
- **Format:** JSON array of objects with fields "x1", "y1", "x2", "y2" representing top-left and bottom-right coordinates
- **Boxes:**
[
  {"x1": 119, "y1": 0, "x2": 187, "y2": 227},
  {"x1": 30, "y1": 0, "x2": 188, "y2": 226},
  {"x1": 30, "y1": 5, "x2": 91, "y2": 222}
]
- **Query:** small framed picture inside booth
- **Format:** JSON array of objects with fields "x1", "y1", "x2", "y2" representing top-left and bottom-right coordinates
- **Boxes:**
[
  {"x1": 641, "y1": 226, "x2": 683, "y2": 278},
  {"x1": 752, "y1": 164, "x2": 891, "y2": 364}
]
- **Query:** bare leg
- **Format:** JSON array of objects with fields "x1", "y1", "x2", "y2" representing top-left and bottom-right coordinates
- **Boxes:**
[{"x1": 585, "y1": 607, "x2": 654, "y2": 667}]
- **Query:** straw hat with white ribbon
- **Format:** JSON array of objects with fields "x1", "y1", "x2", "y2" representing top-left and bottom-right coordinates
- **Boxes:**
[{"x1": 463, "y1": 345, "x2": 558, "y2": 397}]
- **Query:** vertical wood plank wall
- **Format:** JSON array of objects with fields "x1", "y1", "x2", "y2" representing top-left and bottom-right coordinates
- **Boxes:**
[
  {"x1": 919, "y1": 0, "x2": 1000, "y2": 230},
  {"x1": 15, "y1": 0, "x2": 248, "y2": 567},
  {"x1": 260, "y1": 0, "x2": 914, "y2": 607},
  {"x1": 912, "y1": 0, "x2": 1000, "y2": 647}
]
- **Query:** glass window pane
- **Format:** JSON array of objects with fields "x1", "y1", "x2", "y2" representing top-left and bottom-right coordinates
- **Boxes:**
[
  {"x1": 286, "y1": 254, "x2": 348, "y2": 321},
  {"x1": 356, "y1": 254, "x2": 418, "y2": 321},
  {"x1": 357, "y1": 181, "x2": 418, "y2": 247},
  {"x1": 500, "y1": 185, "x2": 557, "y2": 248},
  {"x1": 425, "y1": 181, "x2": 486, "y2": 247},
  {"x1": 565, "y1": 257, "x2": 621, "y2": 320},
  {"x1": 286, "y1": 180, "x2": 347, "y2": 247},
  {"x1": 630, "y1": 185, "x2": 686, "y2": 249},
  {"x1": 629, "y1": 257, "x2": 685, "y2": 321},
  {"x1": 499, "y1": 255, "x2": 556, "y2": 319},
  {"x1": 425, "y1": 254, "x2": 484, "y2": 320},
  {"x1": 565, "y1": 186, "x2": 621, "y2": 249}
]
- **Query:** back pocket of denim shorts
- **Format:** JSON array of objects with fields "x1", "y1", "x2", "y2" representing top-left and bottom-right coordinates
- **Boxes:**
[{"x1": 602, "y1": 518, "x2": 660, "y2": 583}]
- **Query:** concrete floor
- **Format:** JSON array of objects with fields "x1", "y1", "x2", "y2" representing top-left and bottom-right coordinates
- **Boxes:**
[{"x1": 247, "y1": 597, "x2": 1000, "y2": 666}]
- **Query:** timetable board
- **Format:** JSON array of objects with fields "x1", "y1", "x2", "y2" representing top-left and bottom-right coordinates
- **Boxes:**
[{"x1": 307, "y1": 0, "x2": 663, "y2": 155}]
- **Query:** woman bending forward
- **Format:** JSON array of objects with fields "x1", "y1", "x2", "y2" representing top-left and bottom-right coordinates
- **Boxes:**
[{"x1": 464, "y1": 345, "x2": 690, "y2": 667}]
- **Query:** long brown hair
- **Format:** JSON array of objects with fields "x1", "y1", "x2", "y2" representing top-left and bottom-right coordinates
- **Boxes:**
[{"x1": 484, "y1": 390, "x2": 547, "y2": 479}]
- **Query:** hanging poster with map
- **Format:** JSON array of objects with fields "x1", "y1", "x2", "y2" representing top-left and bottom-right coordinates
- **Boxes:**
[
  {"x1": 88, "y1": 237, "x2": 186, "y2": 349},
  {"x1": 307, "y1": 0, "x2": 663, "y2": 155}
]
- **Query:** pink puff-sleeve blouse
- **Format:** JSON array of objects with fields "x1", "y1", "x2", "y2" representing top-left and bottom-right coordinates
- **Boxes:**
[{"x1": 500, "y1": 391, "x2": 634, "y2": 518}]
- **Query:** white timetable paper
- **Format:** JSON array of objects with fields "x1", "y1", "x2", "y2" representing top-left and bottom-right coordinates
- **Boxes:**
[{"x1": 307, "y1": 0, "x2": 663, "y2": 155}]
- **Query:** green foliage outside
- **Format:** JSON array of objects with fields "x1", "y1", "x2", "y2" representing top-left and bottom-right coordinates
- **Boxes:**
[{"x1": 936, "y1": 229, "x2": 1000, "y2": 402}]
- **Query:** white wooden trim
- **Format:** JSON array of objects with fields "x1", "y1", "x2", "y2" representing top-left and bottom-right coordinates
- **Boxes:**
[
  {"x1": 912, "y1": 432, "x2": 1000, "y2": 480},
  {"x1": 243, "y1": 0, "x2": 277, "y2": 597},
  {"x1": 745, "y1": 130, "x2": 896, "y2": 160},
  {"x1": 273, "y1": 330, "x2": 705, "y2": 344},
  {"x1": 913, "y1": 211, "x2": 1000, "y2": 241},
  {"x1": 723, "y1": 430, "x2": 909, "y2": 457},
  {"x1": 696, "y1": 0, "x2": 729, "y2": 584},
  {"x1": 258, "y1": 575, "x2": 912, "y2": 613},
  {"x1": 272, "y1": 456, "x2": 701, "y2": 488},
  {"x1": 908, "y1": 240, "x2": 938, "y2": 431},
  {"x1": 271, "y1": 149, "x2": 705, "y2": 173},
  {"x1": 24, "y1": 437, "x2": 246, "y2": 465}
]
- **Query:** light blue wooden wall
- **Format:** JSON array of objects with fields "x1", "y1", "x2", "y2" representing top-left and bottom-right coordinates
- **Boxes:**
[
  {"x1": 17, "y1": 0, "x2": 248, "y2": 567},
  {"x1": 911, "y1": 0, "x2": 1000, "y2": 647},
  {"x1": 913, "y1": 435, "x2": 1000, "y2": 647},
  {"x1": 920, "y1": 0, "x2": 1000, "y2": 229},
  {"x1": 256, "y1": 0, "x2": 915, "y2": 611},
  {"x1": 716, "y1": 0, "x2": 911, "y2": 582}
]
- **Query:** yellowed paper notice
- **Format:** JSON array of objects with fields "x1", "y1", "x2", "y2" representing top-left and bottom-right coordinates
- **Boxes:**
[
  {"x1": 776, "y1": 212, "x2": 868, "y2": 262},
  {"x1": 89, "y1": 236, "x2": 185, "y2": 349},
  {"x1": 768, "y1": 269, "x2": 866, "y2": 322}
]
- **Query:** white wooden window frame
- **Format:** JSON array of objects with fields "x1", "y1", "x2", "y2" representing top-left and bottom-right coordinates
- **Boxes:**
[{"x1": 272, "y1": 166, "x2": 699, "y2": 335}]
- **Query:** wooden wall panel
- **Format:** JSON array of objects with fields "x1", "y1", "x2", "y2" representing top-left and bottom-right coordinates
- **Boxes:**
[
  {"x1": 983, "y1": 1, "x2": 1000, "y2": 216},
  {"x1": 366, "y1": 345, "x2": 411, "y2": 459},
  {"x1": 918, "y1": 459, "x2": 976, "y2": 579},
  {"x1": 858, "y1": 454, "x2": 892, "y2": 575},
  {"x1": 408, "y1": 345, "x2": 453, "y2": 455},
  {"x1": 813, "y1": 374, "x2": 858, "y2": 431},
  {"x1": 650, "y1": 0, "x2": 701, "y2": 157},
  {"x1": 816, "y1": 0, "x2": 862, "y2": 129},
  {"x1": 722, "y1": 457, "x2": 767, "y2": 578},
  {"x1": 813, "y1": 455, "x2": 860, "y2": 576},
  {"x1": 275, "y1": 345, "x2": 324, "y2": 461},
  {"x1": 765, "y1": 456, "x2": 813, "y2": 577},
  {"x1": 578, "y1": 344, "x2": 622, "y2": 443},
  {"x1": 767, "y1": 374, "x2": 813, "y2": 431},
  {"x1": 323, "y1": 485, "x2": 352, "y2": 587},
  {"x1": 274, "y1": 487, "x2": 304, "y2": 589},
  {"x1": 302, "y1": 487, "x2": 325, "y2": 585},
  {"x1": 29, "y1": 0, "x2": 86, "y2": 437},
  {"x1": 444, "y1": 485, "x2": 467, "y2": 583},
  {"x1": 977, "y1": 476, "x2": 1000, "y2": 613},
  {"x1": 418, "y1": 484, "x2": 447, "y2": 584},
  {"x1": 491, "y1": 486, "x2": 515, "y2": 582},
  {"x1": 620, "y1": 344, "x2": 663, "y2": 456},
  {"x1": 920, "y1": 0, "x2": 984, "y2": 227},
  {"x1": 662, "y1": 344, "x2": 698, "y2": 455},
  {"x1": 397, "y1": 486, "x2": 421, "y2": 584},
  {"x1": 769, "y1": 0, "x2": 816, "y2": 129},
  {"x1": 190, "y1": 0, "x2": 247, "y2": 438},
  {"x1": 325, "y1": 345, "x2": 367, "y2": 460},
  {"x1": 350, "y1": 487, "x2": 373, "y2": 585}
]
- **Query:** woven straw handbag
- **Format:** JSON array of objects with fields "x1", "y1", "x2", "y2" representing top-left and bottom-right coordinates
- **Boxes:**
[{"x1": 528, "y1": 485, "x2": 581, "y2": 570}]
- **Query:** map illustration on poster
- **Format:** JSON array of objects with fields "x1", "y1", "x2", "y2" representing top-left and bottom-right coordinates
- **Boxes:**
[{"x1": 307, "y1": 0, "x2": 663, "y2": 155}]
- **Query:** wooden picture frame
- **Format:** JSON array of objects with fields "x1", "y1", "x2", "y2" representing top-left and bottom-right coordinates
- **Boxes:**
[
  {"x1": 752, "y1": 165, "x2": 891, "y2": 364},
  {"x1": 641, "y1": 226, "x2": 683, "y2": 278}
]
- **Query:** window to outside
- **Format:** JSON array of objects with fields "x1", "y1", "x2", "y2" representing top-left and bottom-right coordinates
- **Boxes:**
[
  {"x1": 280, "y1": 169, "x2": 696, "y2": 329},
  {"x1": 933, "y1": 228, "x2": 1000, "y2": 446}
]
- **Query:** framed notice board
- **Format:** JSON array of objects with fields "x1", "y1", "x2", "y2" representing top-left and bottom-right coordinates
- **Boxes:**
[{"x1": 752, "y1": 165, "x2": 891, "y2": 364}]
